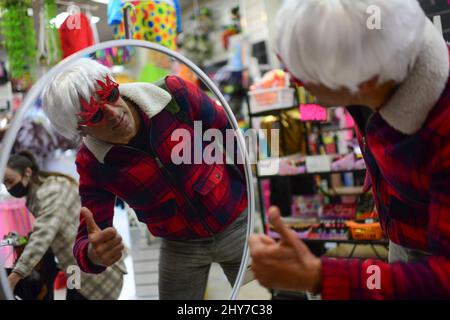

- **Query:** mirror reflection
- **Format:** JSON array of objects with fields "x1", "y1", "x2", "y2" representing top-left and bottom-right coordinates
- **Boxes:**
[{"x1": 0, "y1": 46, "x2": 249, "y2": 300}]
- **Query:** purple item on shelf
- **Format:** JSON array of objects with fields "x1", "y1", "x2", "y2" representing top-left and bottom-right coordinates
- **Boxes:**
[
  {"x1": 354, "y1": 158, "x2": 366, "y2": 169},
  {"x1": 331, "y1": 153, "x2": 355, "y2": 171}
]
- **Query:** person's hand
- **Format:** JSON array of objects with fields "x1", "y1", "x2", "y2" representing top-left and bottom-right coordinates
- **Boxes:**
[
  {"x1": 249, "y1": 206, "x2": 322, "y2": 293},
  {"x1": 81, "y1": 207, "x2": 124, "y2": 267},
  {"x1": 8, "y1": 272, "x2": 23, "y2": 292}
]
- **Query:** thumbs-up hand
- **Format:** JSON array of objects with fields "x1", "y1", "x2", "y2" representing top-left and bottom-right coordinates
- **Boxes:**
[
  {"x1": 249, "y1": 206, "x2": 322, "y2": 293},
  {"x1": 81, "y1": 207, "x2": 124, "y2": 267}
]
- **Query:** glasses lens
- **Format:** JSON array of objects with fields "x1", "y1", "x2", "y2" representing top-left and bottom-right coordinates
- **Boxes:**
[
  {"x1": 90, "y1": 109, "x2": 104, "y2": 124},
  {"x1": 106, "y1": 87, "x2": 120, "y2": 103}
]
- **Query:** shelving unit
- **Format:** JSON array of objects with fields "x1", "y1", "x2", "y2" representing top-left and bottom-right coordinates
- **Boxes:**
[
  {"x1": 256, "y1": 168, "x2": 366, "y2": 179},
  {"x1": 244, "y1": 88, "x2": 390, "y2": 303},
  {"x1": 246, "y1": 100, "x2": 293, "y2": 231},
  {"x1": 245, "y1": 89, "x2": 368, "y2": 232},
  {"x1": 244, "y1": 83, "x2": 389, "y2": 298}
]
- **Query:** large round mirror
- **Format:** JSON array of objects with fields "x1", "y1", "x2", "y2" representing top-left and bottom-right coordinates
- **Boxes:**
[{"x1": 0, "y1": 40, "x2": 255, "y2": 300}]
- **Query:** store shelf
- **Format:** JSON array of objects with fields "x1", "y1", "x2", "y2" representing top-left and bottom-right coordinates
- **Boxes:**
[
  {"x1": 249, "y1": 104, "x2": 297, "y2": 117},
  {"x1": 268, "y1": 230, "x2": 388, "y2": 245},
  {"x1": 316, "y1": 126, "x2": 355, "y2": 133},
  {"x1": 257, "y1": 168, "x2": 366, "y2": 179},
  {"x1": 325, "y1": 186, "x2": 365, "y2": 196}
]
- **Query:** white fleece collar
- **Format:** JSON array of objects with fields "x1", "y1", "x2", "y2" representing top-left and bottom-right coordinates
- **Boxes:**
[
  {"x1": 83, "y1": 82, "x2": 172, "y2": 163},
  {"x1": 379, "y1": 20, "x2": 449, "y2": 135}
]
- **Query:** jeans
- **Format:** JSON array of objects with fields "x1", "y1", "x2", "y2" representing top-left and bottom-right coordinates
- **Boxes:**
[{"x1": 158, "y1": 209, "x2": 248, "y2": 300}]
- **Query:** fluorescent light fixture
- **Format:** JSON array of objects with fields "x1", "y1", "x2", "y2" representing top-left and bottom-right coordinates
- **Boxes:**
[
  {"x1": 0, "y1": 118, "x2": 7, "y2": 129},
  {"x1": 90, "y1": 0, "x2": 109, "y2": 4},
  {"x1": 90, "y1": 16, "x2": 100, "y2": 24}
]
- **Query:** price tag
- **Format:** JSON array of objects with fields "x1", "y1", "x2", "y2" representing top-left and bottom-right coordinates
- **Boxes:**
[{"x1": 305, "y1": 155, "x2": 332, "y2": 173}]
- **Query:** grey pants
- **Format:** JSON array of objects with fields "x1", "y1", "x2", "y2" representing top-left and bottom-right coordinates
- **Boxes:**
[
  {"x1": 388, "y1": 241, "x2": 431, "y2": 263},
  {"x1": 158, "y1": 209, "x2": 248, "y2": 300}
]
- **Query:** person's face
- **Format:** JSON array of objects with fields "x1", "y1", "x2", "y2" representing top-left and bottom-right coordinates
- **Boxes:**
[
  {"x1": 79, "y1": 96, "x2": 139, "y2": 145},
  {"x1": 4, "y1": 167, "x2": 32, "y2": 196}
]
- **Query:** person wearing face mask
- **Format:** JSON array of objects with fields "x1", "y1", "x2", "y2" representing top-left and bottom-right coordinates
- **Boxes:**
[{"x1": 4, "y1": 151, "x2": 126, "y2": 300}]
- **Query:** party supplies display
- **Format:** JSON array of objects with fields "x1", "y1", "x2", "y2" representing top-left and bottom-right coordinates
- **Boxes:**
[{"x1": 248, "y1": 69, "x2": 295, "y2": 113}]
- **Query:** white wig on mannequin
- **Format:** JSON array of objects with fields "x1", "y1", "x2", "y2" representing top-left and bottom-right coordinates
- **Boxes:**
[
  {"x1": 42, "y1": 58, "x2": 116, "y2": 140},
  {"x1": 275, "y1": 0, "x2": 427, "y2": 92}
]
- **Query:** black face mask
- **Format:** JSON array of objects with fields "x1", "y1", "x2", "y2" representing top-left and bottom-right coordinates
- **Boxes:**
[{"x1": 8, "y1": 181, "x2": 29, "y2": 198}]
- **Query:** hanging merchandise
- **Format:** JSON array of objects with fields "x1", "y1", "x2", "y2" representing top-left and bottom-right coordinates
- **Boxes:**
[
  {"x1": 94, "y1": 46, "x2": 135, "y2": 67},
  {"x1": 58, "y1": 11, "x2": 94, "y2": 58},
  {"x1": 178, "y1": 7, "x2": 214, "y2": 65},
  {"x1": 0, "y1": 0, "x2": 37, "y2": 92},
  {"x1": 107, "y1": 0, "x2": 123, "y2": 25},
  {"x1": 0, "y1": 61, "x2": 12, "y2": 114},
  {"x1": 0, "y1": 199, "x2": 34, "y2": 268},
  {"x1": 173, "y1": 0, "x2": 182, "y2": 33},
  {"x1": 13, "y1": 99, "x2": 78, "y2": 167},
  {"x1": 221, "y1": 6, "x2": 241, "y2": 50},
  {"x1": 38, "y1": 0, "x2": 62, "y2": 67},
  {"x1": 0, "y1": 61, "x2": 8, "y2": 85},
  {"x1": 111, "y1": 0, "x2": 178, "y2": 50},
  {"x1": 85, "y1": 10, "x2": 100, "y2": 44}
]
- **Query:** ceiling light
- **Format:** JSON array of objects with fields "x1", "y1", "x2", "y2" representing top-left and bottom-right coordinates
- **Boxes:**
[
  {"x1": 90, "y1": 16, "x2": 100, "y2": 24},
  {"x1": 90, "y1": 0, "x2": 109, "y2": 4}
]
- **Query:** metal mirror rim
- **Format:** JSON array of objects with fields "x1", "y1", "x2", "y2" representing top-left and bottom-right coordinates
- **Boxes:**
[{"x1": 0, "y1": 39, "x2": 255, "y2": 300}]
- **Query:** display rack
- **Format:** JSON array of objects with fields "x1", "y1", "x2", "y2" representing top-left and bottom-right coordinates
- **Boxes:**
[{"x1": 245, "y1": 86, "x2": 386, "y2": 249}]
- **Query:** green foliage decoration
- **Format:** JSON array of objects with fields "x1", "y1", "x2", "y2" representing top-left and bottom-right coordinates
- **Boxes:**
[{"x1": 0, "y1": 0, "x2": 37, "y2": 90}]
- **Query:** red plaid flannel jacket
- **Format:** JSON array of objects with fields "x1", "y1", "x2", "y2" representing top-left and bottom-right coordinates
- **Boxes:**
[
  {"x1": 74, "y1": 76, "x2": 247, "y2": 273},
  {"x1": 321, "y1": 43, "x2": 450, "y2": 299}
]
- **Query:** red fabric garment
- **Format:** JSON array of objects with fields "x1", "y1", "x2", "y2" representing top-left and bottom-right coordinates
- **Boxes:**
[
  {"x1": 73, "y1": 76, "x2": 247, "y2": 274},
  {"x1": 58, "y1": 13, "x2": 94, "y2": 58},
  {"x1": 320, "y1": 67, "x2": 450, "y2": 299}
]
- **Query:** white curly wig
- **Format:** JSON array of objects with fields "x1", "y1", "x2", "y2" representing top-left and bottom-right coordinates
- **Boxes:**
[
  {"x1": 275, "y1": 0, "x2": 427, "y2": 92},
  {"x1": 42, "y1": 58, "x2": 116, "y2": 140}
]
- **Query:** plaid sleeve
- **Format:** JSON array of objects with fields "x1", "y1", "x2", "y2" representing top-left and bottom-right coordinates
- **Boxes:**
[
  {"x1": 321, "y1": 130, "x2": 450, "y2": 300},
  {"x1": 321, "y1": 256, "x2": 450, "y2": 299},
  {"x1": 13, "y1": 180, "x2": 70, "y2": 277},
  {"x1": 74, "y1": 162, "x2": 116, "y2": 274}
]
